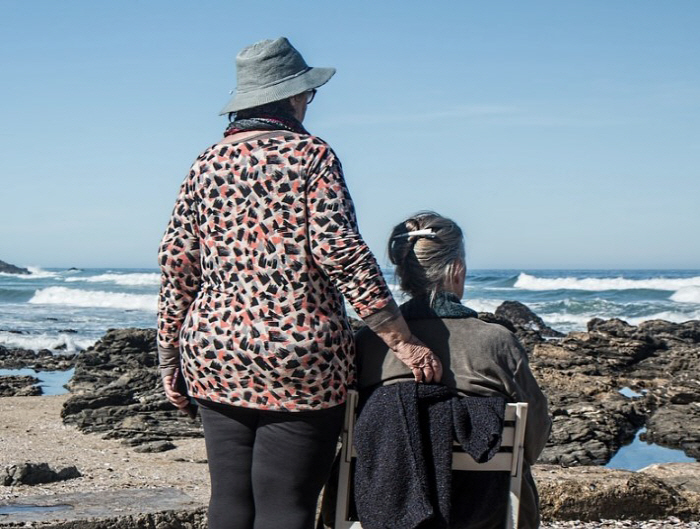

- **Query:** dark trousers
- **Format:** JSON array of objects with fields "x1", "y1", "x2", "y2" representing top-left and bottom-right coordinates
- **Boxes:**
[{"x1": 198, "y1": 399, "x2": 345, "y2": 529}]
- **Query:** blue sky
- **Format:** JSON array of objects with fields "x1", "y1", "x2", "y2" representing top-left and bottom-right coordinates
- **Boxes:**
[{"x1": 1, "y1": 1, "x2": 698, "y2": 269}]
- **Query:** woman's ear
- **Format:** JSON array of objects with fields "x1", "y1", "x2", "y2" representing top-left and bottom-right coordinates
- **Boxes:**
[
  {"x1": 289, "y1": 93, "x2": 307, "y2": 122},
  {"x1": 448, "y1": 260, "x2": 466, "y2": 298}
]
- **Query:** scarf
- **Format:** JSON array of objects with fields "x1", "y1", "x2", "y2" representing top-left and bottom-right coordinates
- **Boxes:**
[
  {"x1": 400, "y1": 292, "x2": 478, "y2": 321},
  {"x1": 223, "y1": 114, "x2": 308, "y2": 137}
]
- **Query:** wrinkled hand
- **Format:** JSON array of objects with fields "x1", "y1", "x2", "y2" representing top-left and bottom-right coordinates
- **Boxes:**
[
  {"x1": 392, "y1": 336, "x2": 443, "y2": 383},
  {"x1": 162, "y1": 374, "x2": 189, "y2": 410}
]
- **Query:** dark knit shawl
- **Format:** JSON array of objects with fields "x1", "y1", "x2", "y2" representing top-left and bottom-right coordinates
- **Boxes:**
[{"x1": 353, "y1": 382, "x2": 505, "y2": 529}]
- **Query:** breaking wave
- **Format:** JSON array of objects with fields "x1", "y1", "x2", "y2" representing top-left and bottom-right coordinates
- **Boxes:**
[
  {"x1": 0, "y1": 331, "x2": 96, "y2": 353},
  {"x1": 65, "y1": 272, "x2": 160, "y2": 287},
  {"x1": 28, "y1": 287, "x2": 156, "y2": 311},
  {"x1": 514, "y1": 273, "x2": 700, "y2": 292}
]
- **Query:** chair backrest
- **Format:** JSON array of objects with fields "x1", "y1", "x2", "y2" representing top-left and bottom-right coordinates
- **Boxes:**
[{"x1": 334, "y1": 390, "x2": 528, "y2": 529}]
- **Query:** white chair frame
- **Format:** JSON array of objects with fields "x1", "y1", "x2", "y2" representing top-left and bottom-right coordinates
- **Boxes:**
[{"x1": 334, "y1": 389, "x2": 528, "y2": 529}]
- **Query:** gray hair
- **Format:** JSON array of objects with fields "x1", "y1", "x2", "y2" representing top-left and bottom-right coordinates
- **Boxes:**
[{"x1": 388, "y1": 211, "x2": 465, "y2": 304}]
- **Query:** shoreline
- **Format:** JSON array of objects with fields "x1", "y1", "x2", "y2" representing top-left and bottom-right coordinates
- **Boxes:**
[
  {"x1": 2, "y1": 396, "x2": 699, "y2": 527},
  {"x1": 0, "y1": 395, "x2": 209, "y2": 506}
]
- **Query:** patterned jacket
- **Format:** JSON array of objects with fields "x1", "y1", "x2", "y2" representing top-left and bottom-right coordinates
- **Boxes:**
[{"x1": 157, "y1": 131, "x2": 394, "y2": 411}]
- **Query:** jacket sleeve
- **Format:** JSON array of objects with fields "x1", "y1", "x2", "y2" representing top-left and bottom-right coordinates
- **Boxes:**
[
  {"x1": 306, "y1": 144, "x2": 394, "y2": 320},
  {"x1": 502, "y1": 334, "x2": 551, "y2": 464},
  {"x1": 157, "y1": 172, "x2": 202, "y2": 376}
]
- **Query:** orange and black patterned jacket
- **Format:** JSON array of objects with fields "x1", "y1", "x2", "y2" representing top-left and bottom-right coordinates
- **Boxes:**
[{"x1": 157, "y1": 131, "x2": 393, "y2": 411}]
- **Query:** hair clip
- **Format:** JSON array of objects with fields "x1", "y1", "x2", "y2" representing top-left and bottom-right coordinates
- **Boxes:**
[{"x1": 393, "y1": 228, "x2": 436, "y2": 239}]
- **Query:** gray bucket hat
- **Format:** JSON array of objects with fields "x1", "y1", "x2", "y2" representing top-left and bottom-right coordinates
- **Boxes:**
[{"x1": 219, "y1": 37, "x2": 336, "y2": 115}]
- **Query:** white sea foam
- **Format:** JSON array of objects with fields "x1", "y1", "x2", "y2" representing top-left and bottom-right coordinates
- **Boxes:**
[
  {"x1": 0, "y1": 267, "x2": 59, "y2": 279},
  {"x1": 536, "y1": 309, "x2": 699, "y2": 330},
  {"x1": 0, "y1": 331, "x2": 96, "y2": 353},
  {"x1": 626, "y1": 310, "x2": 700, "y2": 325},
  {"x1": 29, "y1": 287, "x2": 156, "y2": 311},
  {"x1": 670, "y1": 286, "x2": 700, "y2": 304},
  {"x1": 537, "y1": 312, "x2": 596, "y2": 328},
  {"x1": 514, "y1": 273, "x2": 700, "y2": 292},
  {"x1": 462, "y1": 298, "x2": 502, "y2": 314},
  {"x1": 65, "y1": 273, "x2": 160, "y2": 286}
]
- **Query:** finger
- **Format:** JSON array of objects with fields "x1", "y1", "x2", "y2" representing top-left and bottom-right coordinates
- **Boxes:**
[
  {"x1": 174, "y1": 399, "x2": 189, "y2": 409},
  {"x1": 412, "y1": 366, "x2": 423, "y2": 383},
  {"x1": 422, "y1": 365, "x2": 434, "y2": 384},
  {"x1": 164, "y1": 385, "x2": 182, "y2": 399},
  {"x1": 163, "y1": 385, "x2": 188, "y2": 407},
  {"x1": 170, "y1": 395, "x2": 189, "y2": 408},
  {"x1": 432, "y1": 358, "x2": 443, "y2": 383}
]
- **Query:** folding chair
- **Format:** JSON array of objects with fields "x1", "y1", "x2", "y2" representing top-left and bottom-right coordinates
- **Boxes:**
[{"x1": 334, "y1": 389, "x2": 528, "y2": 529}]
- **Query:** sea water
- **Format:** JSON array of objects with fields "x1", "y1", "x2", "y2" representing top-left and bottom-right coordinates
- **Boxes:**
[
  {"x1": 1, "y1": 267, "x2": 699, "y2": 466},
  {"x1": 2, "y1": 267, "x2": 699, "y2": 354}
]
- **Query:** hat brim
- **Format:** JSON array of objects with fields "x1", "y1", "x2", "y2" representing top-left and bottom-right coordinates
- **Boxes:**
[{"x1": 219, "y1": 66, "x2": 336, "y2": 115}]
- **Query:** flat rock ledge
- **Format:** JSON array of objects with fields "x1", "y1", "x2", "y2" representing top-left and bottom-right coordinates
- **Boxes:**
[
  {"x1": 535, "y1": 464, "x2": 700, "y2": 522},
  {"x1": 0, "y1": 488, "x2": 206, "y2": 528}
]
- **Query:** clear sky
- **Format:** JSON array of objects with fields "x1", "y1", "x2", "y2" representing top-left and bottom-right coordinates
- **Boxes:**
[{"x1": 1, "y1": 1, "x2": 698, "y2": 269}]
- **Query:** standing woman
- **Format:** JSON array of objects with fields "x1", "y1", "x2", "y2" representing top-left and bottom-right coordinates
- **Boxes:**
[{"x1": 157, "y1": 37, "x2": 442, "y2": 529}]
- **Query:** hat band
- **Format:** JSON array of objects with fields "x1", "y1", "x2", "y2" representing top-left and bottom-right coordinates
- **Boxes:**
[{"x1": 237, "y1": 66, "x2": 312, "y2": 94}]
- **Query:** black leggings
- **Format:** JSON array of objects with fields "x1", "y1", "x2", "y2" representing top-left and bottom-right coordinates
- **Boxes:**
[{"x1": 198, "y1": 400, "x2": 345, "y2": 529}]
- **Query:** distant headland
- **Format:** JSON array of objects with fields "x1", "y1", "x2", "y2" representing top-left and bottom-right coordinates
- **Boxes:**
[{"x1": 0, "y1": 259, "x2": 30, "y2": 275}]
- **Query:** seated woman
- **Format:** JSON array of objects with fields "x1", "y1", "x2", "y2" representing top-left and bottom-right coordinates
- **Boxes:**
[{"x1": 355, "y1": 211, "x2": 551, "y2": 529}]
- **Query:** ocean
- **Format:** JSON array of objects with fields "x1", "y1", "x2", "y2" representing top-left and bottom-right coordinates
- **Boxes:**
[
  {"x1": 2, "y1": 267, "x2": 699, "y2": 354},
  {"x1": 1, "y1": 267, "x2": 699, "y2": 469}
]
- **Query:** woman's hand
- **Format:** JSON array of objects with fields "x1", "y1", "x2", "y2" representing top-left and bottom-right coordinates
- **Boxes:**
[
  {"x1": 391, "y1": 336, "x2": 443, "y2": 383},
  {"x1": 367, "y1": 303, "x2": 443, "y2": 383},
  {"x1": 162, "y1": 374, "x2": 190, "y2": 410}
]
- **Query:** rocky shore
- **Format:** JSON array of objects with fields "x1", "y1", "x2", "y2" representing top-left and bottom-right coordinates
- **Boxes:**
[{"x1": 1, "y1": 302, "x2": 699, "y2": 526}]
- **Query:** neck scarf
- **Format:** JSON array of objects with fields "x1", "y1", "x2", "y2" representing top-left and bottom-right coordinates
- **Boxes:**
[
  {"x1": 400, "y1": 291, "x2": 478, "y2": 321},
  {"x1": 224, "y1": 115, "x2": 308, "y2": 137}
]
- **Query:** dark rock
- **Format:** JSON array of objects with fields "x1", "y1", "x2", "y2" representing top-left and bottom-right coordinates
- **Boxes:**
[
  {"x1": 0, "y1": 375, "x2": 42, "y2": 396},
  {"x1": 587, "y1": 317, "x2": 637, "y2": 336},
  {"x1": 495, "y1": 300, "x2": 564, "y2": 338},
  {"x1": 0, "y1": 345, "x2": 76, "y2": 371},
  {"x1": 539, "y1": 398, "x2": 646, "y2": 466},
  {"x1": 133, "y1": 441, "x2": 176, "y2": 453},
  {"x1": 477, "y1": 311, "x2": 550, "y2": 354},
  {"x1": 637, "y1": 319, "x2": 700, "y2": 344},
  {"x1": 0, "y1": 259, "x2": 30, "y2": 275},
  {"x1": 55, "y1": 306, "x2": 700, "y2": 466},
  {"x1": 529, "y1": 314, "x2": 700, "y2": 465},
  {"x1": 2, "y1": 463, "x2": 81, "y2": 486},
  {"x1": 61, "y1": 329, "x2": 202, "y2": 447},
  {"x1": 643, "y1": 404, "x2": 700, "y2": 459},
  {"x1": 476, "y1": 311, "x2": 517, "y2": 333}
]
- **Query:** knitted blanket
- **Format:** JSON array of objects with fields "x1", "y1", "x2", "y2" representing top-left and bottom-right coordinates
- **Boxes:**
[{"x1": 353, "y1": 382, "x2": 505, "y2": 529}]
